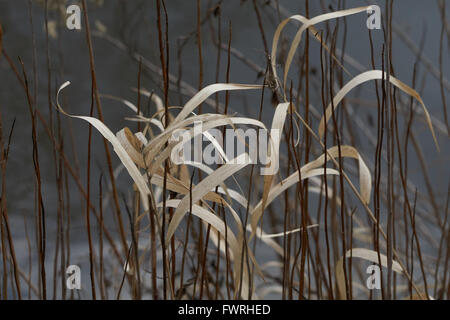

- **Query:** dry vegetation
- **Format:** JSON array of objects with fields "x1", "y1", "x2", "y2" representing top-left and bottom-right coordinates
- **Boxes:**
[{"x1": 0, "y1": 0, "x2": 448, "y2": 300}]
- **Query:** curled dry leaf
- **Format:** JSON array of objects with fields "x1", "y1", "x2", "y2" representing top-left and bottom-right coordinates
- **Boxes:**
[
  {"x1": 56, "y1": 81, "x2": 151, "y2": 211},
  {"x1": 165, "y1": 153, "x2": 252, "y2": 245},
  {"x1": 301, "y1": 145, "x2": 372, "y2": 204},
  {"x1": 251, "y1": 168, "x2": 339, "y2": 238},
  {"x1": 318, "y1": 70, "x2": 439, "y2": 151},
  {"x1": 335, "y1": 248, "x2": 403, "y2": 299},
  {"x1": 270, "y1": 6, "x2": 371, "y2": 92},
  {"x1": 259, "y1": 102, "x2": 290, "y2": 240}
]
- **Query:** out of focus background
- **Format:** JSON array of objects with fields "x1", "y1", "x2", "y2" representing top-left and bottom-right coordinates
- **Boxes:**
[{"x1": 0, "y1": 0, "x2": 448, "y2": 300}]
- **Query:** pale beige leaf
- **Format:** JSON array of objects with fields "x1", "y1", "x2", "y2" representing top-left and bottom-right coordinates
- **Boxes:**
[
  {"x1": 301, "y1": 145, "x2": 372, "y2": 204},
  {"x1": 56, "y1": 81, "x2": 151, "y2": 210},
  {"x1": 318, "y1": 70, "x2": 439, "y2": 151},
  {"x1": 251, "y1": 168, "x2": 339, "y2": 238},
  {"x1": 171, "y1": 83, "x2": 262, "y2": 126},
  {"x1": 259, "y1": 102, "x2": 290, "y2": 240},
  {"x1": 282, "y1": 7, "x2": 370, "y2": 90},
  {"x1": 165, "y1": 153, "x2": 251, "y2": 245}
]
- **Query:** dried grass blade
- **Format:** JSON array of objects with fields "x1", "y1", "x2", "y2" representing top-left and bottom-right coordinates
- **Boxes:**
[
  {"x1": 56, "y1": 81, "x2": 150, "y2": 210},
  {"x1": 318, "y1": 70, "x2": 439, "y2": 151}
]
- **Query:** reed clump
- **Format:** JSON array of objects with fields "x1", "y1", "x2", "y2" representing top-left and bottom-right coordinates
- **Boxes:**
[{"x1": 0, "y1": 0, "x2": 448, "y2": 300}]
